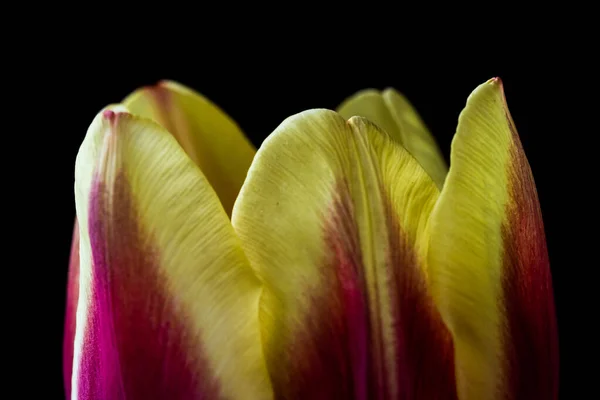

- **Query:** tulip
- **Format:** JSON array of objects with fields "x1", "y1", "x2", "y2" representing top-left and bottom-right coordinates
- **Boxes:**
[{"x1": 64, "y1": 78, "x2": 558, "y2": 399}]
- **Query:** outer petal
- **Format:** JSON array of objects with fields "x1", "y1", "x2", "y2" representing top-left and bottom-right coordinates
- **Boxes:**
[
  {"x1": 428, "y1": 79, "x2": 558, "y2": 400},
  {"x1": 63, "y1": 220, "x2": 79, "y2": 399},
  {"x1": 232, "y1": 110, "x2": 456, "y2": 399},
  {"x1": 72, "y1": 107, "x2": 272, "y2": 399},
  {"x1": 123, "y1": 80, "x2": 255, "y2": 215},
  {"x1": 337, "y1": 88, "x2": 447, "y2": 188}
]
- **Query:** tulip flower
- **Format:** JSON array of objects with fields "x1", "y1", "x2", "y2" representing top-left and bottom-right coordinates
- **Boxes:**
[{"x1": 64, "y1": 78, "x2": 558, "y2": 400}]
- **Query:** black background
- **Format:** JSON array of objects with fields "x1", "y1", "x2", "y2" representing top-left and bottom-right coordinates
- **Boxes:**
[{"x1": 31, "y1": 42, "x2": 580, "y2": 398}]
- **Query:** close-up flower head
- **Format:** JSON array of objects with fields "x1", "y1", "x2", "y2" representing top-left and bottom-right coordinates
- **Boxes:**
[{"x1": 63, "y1": 78, "x2": 558, "y2": 399}]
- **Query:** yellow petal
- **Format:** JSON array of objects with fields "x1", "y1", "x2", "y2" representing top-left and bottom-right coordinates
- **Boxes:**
[
  {"x1": 428, "y1": 78, "x2": 558, "y2": 400},
  {"x1": 232, "y1": 110, "x2": 456, "y2": 398},
  {"x1": 123, "y1": 80, "x2": 255, "y2": 215},
  {"x1": 73, "y1": 107, "x2": 271, "y2": 399},
  {"x1": 337, "y1": 88, "x2": 447, "y2": 188}
]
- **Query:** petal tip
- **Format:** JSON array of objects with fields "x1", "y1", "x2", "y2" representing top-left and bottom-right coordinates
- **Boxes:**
[
  {"x1": 102, "y1": 109, "x2": 116, "y2": 120},
  {"x1": 134, "y1": 83, "x2": 162, "y2": 96},
  {"x1": 468, "y1": 77, "x2": 506, "y2": 106},
  {"x1": 487, "y1": 76, "x2": 504, "y2": 87},
  {"x1": 102, "y1": 104, "x2": 130, "y2": 116},
  {"x1": 156, "y1": 79, "x2": 176, "y2": 87},
  {"x1": 131, "y1": 80, "x2": 175, "y2": 95},
  {"x1": 486, "y1": 77, "x2": 510, "y2": 109},
  {"x1": 345, "y1": 115, "x2": 371, "y2": 129},
  {"x1": 157, "y1": 79, "x2": 193, "y2": 95},
  {"x1": 102, "y1": 108, "x2": 131, "y2": 123},
  {"x1": 346, "y1": 115, "x2": 361, "y2": 123}
]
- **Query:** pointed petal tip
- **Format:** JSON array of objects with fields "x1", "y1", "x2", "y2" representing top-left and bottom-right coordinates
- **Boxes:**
[
  {"x1": 156, "y1": 79, "x2": 194, "y2": 94},
  {"x1": 345, "y1": 115, "x2": 384, "y2": 136},
  {"x1": 120, "y1": 80, "x2": 189, "y2": 104},
  {"x1": 129, "y1": 82, "x2": 164, "y2": 97},
  {"x1": 101, "y1": 104, "x2": 130, "y2": 116},
  {"x1": 101, "y1": 109, "x2": 126, "y2": 121},
  {"x1": 487, "y1": 76, "x2": 504, "y2": 87},
  {"x1": 102, "y1": 109, "x2": 115, "y2": 119},
  {"x1": 142, "y1": 79, "x2": 212, "y2": 104},
  {"x1": 156, "y1": 79, "x2": 178, "y2": 86},
  {"x1": 345, "y1": 114, "x2": 361, "y2": 124},
  {"x1": 466, "y1": 77, "x2": 507, "y2": 109},
  {"x1": 127, "y1": 80, "x2": 182, "y2": 96},
  {"x1": 101, "y1": 108, "x2": 134, "y2": 126},
  {"x1": 483, "y1": 77, "x2": 512, "y2": 112}
]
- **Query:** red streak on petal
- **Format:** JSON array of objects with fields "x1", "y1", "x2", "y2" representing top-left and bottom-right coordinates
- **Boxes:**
[
  {"x1": 385, "y1": 195, "x2": 457, "y2": 400},
  {"x1": 148, "y1": 86, "x2": 175, "y2": 135},
  {"x1": 268, "y1": 189, "x2": 365, "y2": 399},
  {"x1": 386, "y1": 200, "x2": 457, "y2": 400},
  {"x1": 75, "y1": 173, "x2": 220, "y2": 399},
  {"x1": 501, "y1": 118, "x2": 559, "y2": 399},
  {"x1": 63, "y1": 220, "x2": 80, "y2": 399},
  {"x1": 270, "y1": 183, "x2": 456, "y2": 399}
]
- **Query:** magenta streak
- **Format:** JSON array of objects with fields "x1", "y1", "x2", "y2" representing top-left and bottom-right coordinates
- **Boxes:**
[{"x1": 74, "y1": 174, "x2": 219, "y2": 399}]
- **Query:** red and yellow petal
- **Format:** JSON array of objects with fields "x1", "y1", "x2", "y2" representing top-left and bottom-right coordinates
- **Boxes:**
[
  {"x1": 123, "y1": 80, "x2": 256, "y2": 216},
  {"x1": 428, "y1": 78, "x2": 558, "y2": 399},
  {"x1": 232, "y1": 110, "x2": 455, "y2": 399},
  {"x1": 71, "y1": 107, "x2": 271, "y2": 399}
]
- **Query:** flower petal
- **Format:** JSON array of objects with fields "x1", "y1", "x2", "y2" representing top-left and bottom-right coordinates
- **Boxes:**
[
  {"x1": 232, "y1": 110, "x2": 456, "y2": 399},
  {"x1": 63, "y1": 220, "x2": 79, "y2": 399},
  {"x1": 428, "y1": 79, "x2": 559, "y2": 400},
  {"x1": 123, "y1": 80, "x2": 255, "y2": 215},
  {"x1": 72, "y1": 108, "x2": 271, "y2": 399},
  {"x1": 337, "y1": 88, "x2": 447, "y2": 188}
]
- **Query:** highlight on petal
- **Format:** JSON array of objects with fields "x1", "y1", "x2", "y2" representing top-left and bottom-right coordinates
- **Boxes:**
[
  {"x1": 337, "y1": 88, "x2": 447, "y2": 188},
  {"x1": 427, "y1": 78, "x2": 558, "y2": 400},
  {"x1": 63, "y1": 220, "x2": 79, "y2": 400},
  {"x1": 232, "y1": 110, "x2": 456, "y2": 399},
  {"x1": 123, "y1": 80, "x2": 255, "y2": 215},
  {"x1": 72, "y1": 108, "x2": 272, "y2": 399}
]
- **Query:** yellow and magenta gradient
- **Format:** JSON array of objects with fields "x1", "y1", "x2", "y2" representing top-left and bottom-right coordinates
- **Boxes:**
[{"x1": 64, "y1": 79, "x2": 558, "y2": 400}]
